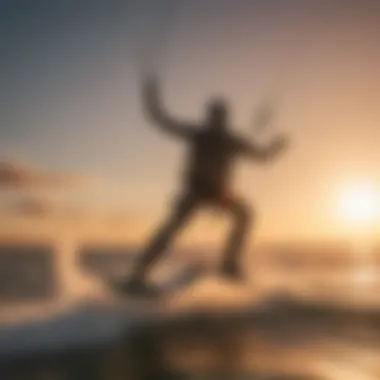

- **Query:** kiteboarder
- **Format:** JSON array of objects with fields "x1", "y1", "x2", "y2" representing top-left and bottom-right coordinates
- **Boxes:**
[{"x1": 119, "y1": 74, "x2": 289, "y2": 297}]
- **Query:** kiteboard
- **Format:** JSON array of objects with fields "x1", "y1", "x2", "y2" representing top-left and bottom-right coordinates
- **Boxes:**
[{"x1": 103, "y1": 263, "x2": 206, "y2": 301}]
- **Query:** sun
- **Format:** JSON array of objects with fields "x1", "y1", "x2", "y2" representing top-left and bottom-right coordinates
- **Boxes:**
[{"x1": 338, "y1": 182, "x2": 379, "y2": 226}]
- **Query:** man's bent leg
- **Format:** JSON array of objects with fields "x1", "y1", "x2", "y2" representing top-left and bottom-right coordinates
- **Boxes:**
[
  {"x1": 130, "y1": 193, "x2": 198, "y2": 283},
  {"x1": 220, "y1": 197, "x2": 253, "y2": 280}
]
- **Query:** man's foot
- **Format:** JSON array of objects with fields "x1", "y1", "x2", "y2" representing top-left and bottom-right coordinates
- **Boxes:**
[
  {"x1": 111, "y1": 277, "x2": 160, "y2": 299},
  {"x1": 220, "y1": 264, "x2": 245, "y2": 283}
]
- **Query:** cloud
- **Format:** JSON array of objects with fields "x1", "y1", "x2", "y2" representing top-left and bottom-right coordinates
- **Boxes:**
[
  {"x1": 0, "y1": 160, "x2": 91, "y2": 189},
  {"x1": 6, "y1": 197, "x2": 55, "y2": 218},
  {"x1": 4, "y1": 197, "x2": 138, "y2": 224},
  {"x1": 4, "y1": 197, "x2": 92, "y2": 221}
]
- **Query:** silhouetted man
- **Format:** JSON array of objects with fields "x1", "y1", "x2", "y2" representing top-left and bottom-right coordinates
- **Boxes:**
[{"x1": 121, "y1": 75, "x2": 289, "y2": 296}]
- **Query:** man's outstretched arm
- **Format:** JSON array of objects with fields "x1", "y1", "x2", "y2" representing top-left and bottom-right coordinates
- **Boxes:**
[
  {"x1": 143, "y1": 75, "x2": 195, "y2": 139},
  {"x1": 238, "y1": 134, "x2": 290, "y2": 162}
]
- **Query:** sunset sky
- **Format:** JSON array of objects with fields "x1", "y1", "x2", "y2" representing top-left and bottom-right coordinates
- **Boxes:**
[{"x1": 1, "y1": 1, "x2": 380, "y2": 243}]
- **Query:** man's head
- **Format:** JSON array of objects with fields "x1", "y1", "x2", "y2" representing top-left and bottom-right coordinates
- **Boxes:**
[{"x1": 206, "y1": 98, "x2": 228, "y2": 131}]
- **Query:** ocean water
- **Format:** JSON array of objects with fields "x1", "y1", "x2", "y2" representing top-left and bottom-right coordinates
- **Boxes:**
[{"x1": 1, "y1": 242, "x2": 380, "y2": 379}]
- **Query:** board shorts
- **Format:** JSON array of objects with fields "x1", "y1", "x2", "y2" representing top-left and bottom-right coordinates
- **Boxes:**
[{"x1": 177, "y1": 180, "x2": 235, "y2": 209}]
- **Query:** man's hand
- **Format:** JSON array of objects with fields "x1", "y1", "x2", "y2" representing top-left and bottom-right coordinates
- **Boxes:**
[
  {"x1": 141, "y1": 73, "x2": 195, "y2": 139},
  {"x1": 253, "y1": 101, "x2": 274, "y2": 132},
  {"x1": 143, "y1": 74, "x2": 159, "y2": 100},
  {"x1": 268, "y1": 134, "x2": 290, "y2": 157}
]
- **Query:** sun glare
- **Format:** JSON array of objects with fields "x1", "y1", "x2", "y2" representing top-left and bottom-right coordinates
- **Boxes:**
[{"x1": 338, "y1": 183, "x2": 379, "y2": 226}]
